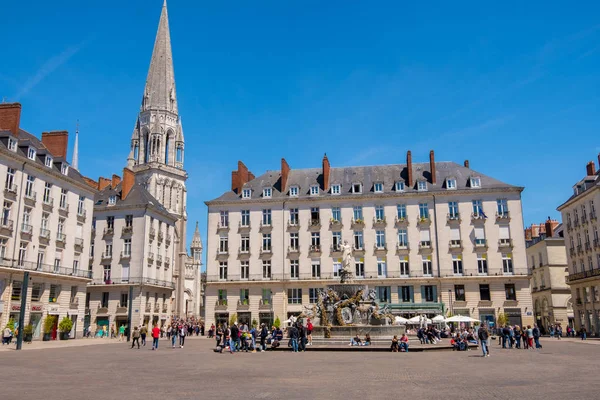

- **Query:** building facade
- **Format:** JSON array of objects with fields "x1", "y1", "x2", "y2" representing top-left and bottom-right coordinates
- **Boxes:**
[
  {"x1": 85, "y1": 0, "x2": 202, "y2": 330},
  {"x1": 558, "y1": 155, "x2": 600, "y2": 335},
  {"x1": 0, "y1": 103, "x2": 95, "y2": 339},
  {"x1": 525, "y1": 219, "x2": 572, "y2": 332},
  {"x1": 205, "y1": 152, "x2": 533, "y2": 329}
]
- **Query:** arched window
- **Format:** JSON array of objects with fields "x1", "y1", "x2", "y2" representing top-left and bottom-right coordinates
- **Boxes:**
[
  {"x1": 176, "y1": 145, "x2": 183, "y2": 163},
  {"x1": 144, "y1": 132, "x2": 149, "y2": 163},
  {"x1": 165, "y1": 136, "x2": 170, "y2": 164},
  {"x1": 133, "y1": 142, "x2": 139, "y2": 162}
]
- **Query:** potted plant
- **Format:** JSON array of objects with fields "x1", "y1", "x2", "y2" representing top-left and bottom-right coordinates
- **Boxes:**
[
  {"x1": 58, "y1": 317, "x2": 73, "y2": 340},
  {"x1": 43, "y1": 316, "x2": 56, "y2": 341},
  {"x1": 252, "y1": 318, "x2": 258, "y2": 328},
  {"x1": 229, "y1": 313, "x2": 238, "y2": 327},
  {"x1": 273, "y1": 316, "x2": 281, "y2": 329},
  {"x1": 23, "y1": 324, "x2": 34, "y2": 343}
]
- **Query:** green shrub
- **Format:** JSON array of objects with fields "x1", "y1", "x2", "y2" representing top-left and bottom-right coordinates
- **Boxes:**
[
  {"x1": 273, "y1": 316, "x2": 281, "y2": 328},
  {"x1": 58, "y1": 317, "x2": 73, "y2": 333},
  {"x1": 229, "y1": 313, "x2": 237, "y2": 326},
  {"x1": 43, "y1": 316, "x2": 57, "y2": 334},
  {"x1": 23, "y1": 324, "x2": 34, "y2": 335}
]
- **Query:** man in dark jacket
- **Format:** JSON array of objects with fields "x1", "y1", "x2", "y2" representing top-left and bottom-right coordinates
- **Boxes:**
[
  {"x1": 260, "y1": 324, "x2": 268, "y2": 352},
  {"x1": 289, "y1": 324, "x2": 299, "y2": 352},
  {"x1": 229, "y1": 322, "x2": 240, "y2": 353},
  {"x1": 532, "y1": 324, "x2": 542, "y2": 349},
  {"x1": 298, "y1": 323, "x2": 307, "y2": 352},
  {"x1": 478, "y1": 325, "x2": 490, "y2": 357}
]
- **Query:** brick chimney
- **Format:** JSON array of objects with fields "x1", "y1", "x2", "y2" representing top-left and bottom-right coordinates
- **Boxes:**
[
  {"x1": 121, "y1": 168, "x2": 135, "y2": 200},
  {"x1": 281, "y1": 158, "x2": 290, "y2": 193},
  {"x1": 41, "y1": 131, "x2": 69, "y2": 159},
  {"x1": 82, "y1": 176, "x2": 98, "y2": 190},
  {"x1": 231, "y1": 161, "x2": 251, "y2": 194},
  {"x1": 406, "y1": 150, "x2": 413, "y2": 188},
  {"x1": 322, "y1": 154, "x2": 330, "y2": 192},
  {"x1": 429, "y1": 150, "x2": 436, "y2": 184},
  {"x1": 98, "y1": 177, "x2": 111, "y2": 191},
  {"x1": 464, "y1": 160, "x2": 470, "y2": 168},
  {"x1": 524, "y1": 227, "x2": 532, "y2": 241},
  {"x1": 0, "y1": 103, "x2": 21, "y2": 135},
  {"x1": 112, "y1": 174, "x2": 122, "y2": 189},
  {"x1": 545, "y1": 217, "x2": 554, "y2": 238},
  {"x1": 586, "y1": 161, "x2": 596, "y2": 176}
]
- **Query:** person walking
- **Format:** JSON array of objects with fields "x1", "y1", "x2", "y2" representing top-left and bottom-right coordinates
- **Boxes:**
[
  {"x1": 151, "y1": 323, "x2": 160, "y2": 350},
  {"x1": 140, "y1": 325, "x2": 147, "y2": 346},
  {"x1": 131, "y1": 327, "x2": 141, "y2": 349},
  {"x1": 307, "y1": 318, "x2": 314, "y2": 346},
  {"x1": 216, "y1": 324, "x2": 223, "y2": 347},
  {"x1": 478, "y1": 325, "x2": 490, "y2": 357},
  {"x1": 533, "y1": 324, "x2": 542, "y2": 349},
  {"x1": 179, "y1": 324, "x2": 186, "y2": 348},
  {"x1": 581, "y1": 327, "x2": 587, "y2": 340},
  {"x1": 171, "y1": 324, "x2": 178, "y2": 348},
  {"x1": 526, "y1": 325, "x2": 534, "y2": 349},
  {"x1": 260, "y1": 323, "x2": 268, "y2": 352}
]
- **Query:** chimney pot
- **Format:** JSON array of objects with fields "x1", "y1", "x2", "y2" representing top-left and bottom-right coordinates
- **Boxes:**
[
  {"x1": 406, "y1": 151, "x2": 413, "y2": 188},
  {"x1": 322, "y1": 154, "x2": 331, "y2": 192},
  {"x1": 429, "y1": 150, "x2": 436, "y2": 184},
  {"x1": 281, "y1": 158, "x2": 291, "y2": 193},
  {"x1": 98, "y1": 177, "x2": 111, "y2": 191},
  {"x1": 111, "y1": 174, "x2": 122, "y2": 189},
  {"x1": 464, "y1": 160, "x2": 470, "y2": 168},
  {"x1": 0, "y1": 102, "x2": 22, "y2": 135},
  {"x1": 231, "y1": 161, "x2": 250, "y2": 194},
  {"x1": 586, "y1": 161, "x2": 596, "y2": 176},
  {"x1": 121, "y1": 168, "x2": 135, "y2": 200}
]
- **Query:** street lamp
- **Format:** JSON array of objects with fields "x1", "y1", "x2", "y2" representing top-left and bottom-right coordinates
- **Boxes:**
[{"x1": 448, "y1": 289, "x2": 453, "y2": 316}]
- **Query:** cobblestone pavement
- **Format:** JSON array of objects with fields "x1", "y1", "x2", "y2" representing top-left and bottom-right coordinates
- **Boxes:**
[{"x1": 0, "y1": 337, "x2": 597, "y2": 400}]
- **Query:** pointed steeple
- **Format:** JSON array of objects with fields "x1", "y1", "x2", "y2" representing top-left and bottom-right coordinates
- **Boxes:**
[
  {"x1": 72, "y1": 120, "x2": 79, "y2": 170},
  {"x1": 142, "y1": 0, "x2": 177, "y2": 113},
  {"x1": 191, "y1": 221, "x2": 202, "y2": 250}
]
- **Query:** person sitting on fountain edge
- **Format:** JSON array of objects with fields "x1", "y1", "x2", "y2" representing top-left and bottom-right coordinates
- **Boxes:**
[
  {"x1": 350, "y1": 334, "x2": 362, "y2": 346},
  {"x1": 391, "y1": 335, "x2": 399, "y2": 352},
  {"x1": 400, "y1": 333, "x2": 409, "y2": 352},
  {"x1": 364, "y1": 333, "x2": 371, "y2": 346}
]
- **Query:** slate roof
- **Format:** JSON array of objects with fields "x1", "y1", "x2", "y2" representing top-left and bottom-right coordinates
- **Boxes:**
[
  {"x1": 557, "y1": 172, "x2": 599, "y2": 209},
  {"x1": 208, "y1": 161, "x2": 521, "y2": 203},
  {"x1": 94, "y1": 181, "x2": 176, "y2": 221},
  {"x1": 0, "y1": 128, "x2": 92, "y2": 191}
]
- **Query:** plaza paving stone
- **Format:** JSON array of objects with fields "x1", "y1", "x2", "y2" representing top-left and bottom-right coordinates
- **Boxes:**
[{"x1": 0, "y1": 337, "x2": 597, "y2": 399}]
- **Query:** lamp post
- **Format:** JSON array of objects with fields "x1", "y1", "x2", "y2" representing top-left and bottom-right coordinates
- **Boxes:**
[{"x1": 448, "y1": 289, "x2": 453, "y2": 316}]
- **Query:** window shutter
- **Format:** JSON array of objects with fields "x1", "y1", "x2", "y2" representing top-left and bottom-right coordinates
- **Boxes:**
[
  {"x1": 450, "y1": 227, "x2": 460, "y2": 240},
  {"x1": 420, "y1": 286, "x2": 425, "y2": 302},
  {"x1": 420, "y1": 230, "x2": 431, "y2": 241},
  {"x1": 409, "y1": 286, "x2": 414, "y2": 303},
  {"x1": 121, "y1": 265, "x2": 129, "y2": 280},
  {"x1": 432, "y1": 286, "x2": 437, "y2": 302},
  {"x1": 499, "y1": 226, "x2": 510, "y2": 239},
  {"x1": 474, "y1": 227, "x2": 485, "y2": 239}
]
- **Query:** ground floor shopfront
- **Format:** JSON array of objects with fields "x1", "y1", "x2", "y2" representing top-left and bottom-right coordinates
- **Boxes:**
[
  {"x1": 567, "y1": 275, "x2": 600, "y2": 336},
  {"x1": 205, "y1": 276, "x2": 534, "y2": 329},
  {"x1": 532, "y1": 288, "x2": 573, "y2": 333},
  {"x1": 0, "y1": 269, "x2": 89, "y2": 340},
  {"x1": 87, "y1": 284, "x2": 174, "y2": 335}
]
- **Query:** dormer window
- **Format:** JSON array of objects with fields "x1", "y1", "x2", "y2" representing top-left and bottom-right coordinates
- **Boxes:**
[
  {"x1": 242, "y1": 188, "x2": 251, "y2": 199},
  {"x1": 417, "y1": 181, "x2": 427, "y2": 191},
  {"x1": 352, "y1": 183, "x2": 362, "y2": 194},
  {"x1": 446, "y1": 178, "x2": 457, "y2": 190},
  {"x1": 310, "y1": 185, "x2": 319, "y2": 196},
  {"x1": 331, "y1": 184, "x2": 341, "y2": 195},
  {"x1": 470, "y1": 177, "x2": 481, "y2": 188},
  {"x1": 45, "y1": 156, "x2": 53, "y2": 168},
  {"x1": 27, "y1": 147, "x2": 36, "y2": 160},
  {"x1": 7, "y1": 138, "x2": 17, "y2": 152},
  {"x1": 374, "y1": 182, "x2": 384, "y2": 193},
  {"x1": 108, "y1": 195, "x2": 116, "y2": 205},
  {"x1": 61, "y1": 164, "x2": 69, "y2": 175},
  {"x1": 263, "y1": 188, "x2": 272, "y2": 198},
  {"x1": 289, "y1": 186, "x2": 298, "y2": 197},
  {"x1": 395, "y1": 182, "x2": 405, "y2": 192}
]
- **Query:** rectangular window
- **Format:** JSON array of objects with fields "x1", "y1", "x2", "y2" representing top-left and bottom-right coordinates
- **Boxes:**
[
  {"x1": 311, "y1": 260, "x2": 321, "y2": 278},
  {"x1": 502, "y1": 253, "x2": 513, "y2": 274},
  {"x1": 289, "y1": 186, "x2": 298, "y2": 196},
  {"x1": 333, "y1": 261, "x2": 342, "y2": 277},
  {"x1": 309, "y1": 288, "x2": 319, "y2": 304},
  {"x1": 123, "y1": 239, "x2": 132, "y2": 256},
  {"x1": 219, "y1": 235, "x2": 229, "y2": 253},
  {"x1": 108, "y1": 195, "x2": 116, "y2": 205},
  {"x1": 239, "y1": 289, "x2": 249, "y2": 302},
  {"x1": 49, "y1": 284, "x2": 59, "y2": 303},
  {"x1": 472, "y1": 200, "x2": 483, "y2": 216},
  {"x1": 375, "y1": 205, "x2": 385, "y2": 221},
  {"x1": 454, "y1": 285, "x2": 466, "y2": 301},
  {"x1": 331, "y1": 184, "x2": 341, "y2": 195},
  {"x1": 374, "y1": 182, "x2": 384, "y2": 193},
  {"x1": 219, "y1": 261, "x2": 228, "y2": 280},
  {"x1": 43, "y1": 183, "x2": 52, "y2": 203},
  {"x1": 59, "y1": 189, "x2": 68, "y2": 209},
  {"x1": 290, "y1": 259, "x2": 299, "y2": 279},
  {"x1": 377, "y1": 286, "x2": 391, "y2": 302},
  {"x1": 36, "y1": 250, "x2": 44, "y2": 270},
  {"x1": 479, "y1": 284, "x2": 491, "y2": 301},
  {"x1": 505, "y1": 284, "x2": 516, "y2": 301},
  {"x1": 355, "y1": 259, "x2": 365, "y2": 277},
  {"x1": 377, "y1": 258, "x2": 387, "y2": 277},
  {"x1": 477, "y1": 254, "x2": 488, "y2": 275},
  {"x1": 352, "y1": 183, "x2": 362, "y2": 194},
  {"x1": 25, "y1": 175, "x2": 35, "y2": 198},
  {"x1": 262, "y1": 234, "x2": 271, "y2": 251},
  {"x1": 310, "y1": 185, "x2": 319, "y2": 196},
  {"x1": 31, "y1": 283, "x2": 43, "y2": 302},
  {"x1": 398, "y1": 229, "x2": 408, "y2": 247},
  {"x1": 219, "y1": 210, "x2": 229, "y2": 227},
  {"x1": 400, "y1": 258, "x2": 410, "y2": 276},
  {"x1": 422, "y1": 285, "x2": 436, "y2": 302},
  {"x1": 103, "y1": 265, "x2": 111, "y2": 283},
  {"x1": 399, "y1": 286, "x2": 413, "y2": 303},
  {"x1": 240, "y1": 261, "x2": 249, "y2": 279},
  {"x1": 422, "y1": 256, "x2": 432, "y2": 276},
  {"x1": 395, "y1": 181, "x2": 405, "y2": 192},
  {"x1": 261, "y1": 289, "x2": 271, "y2": 304},
  {"x1": 240, "y1": 235, "x2": 250, "y2": 253},
  {"x1": 332, "y1": 231, "x2": 341, "y2": 250},
  {"x1": 331, "y1": 207, "x2": 341, "y2": 222},
  {"x1": 262, "y1": 209, "x2": 271, "y2": 225},
  {"x1": 8, "y1": 138, "x2": 17, "y2": 152},
  {"x1": 28, "y1": 147, "x2": 36, "y2": 160},
  {"x1": 311, "y1": 232, "x2": 320, "y2": 247},
  {"x1": 242, "y1": 188, "x2": 251, "y2": 199},
  {"x1": 311, "y1": 207, "x2": 321, "y2": 223},
  {"x1": 78, "y1": 196, "x2": 85, "y2": 215},
  {"x1": 353, "y1": 206, "x2": 363, "y2": 221},
  {"x1": 375, "y1": 230, "x2": 386, "y2": 248},
  {"x1": 470, "y1": 177, "x2": 481, "y2": 188},
  {"x1": 452, "y1": 255, "x2": 463, "y2": 275},
  {"x1": 446, "y1": 178, "x2": 457, "y2": 189},
  {"x1": 18, "y1": 242, "x2": 27, "y2": 266},
  {"x1": 107, "y1": 216, "x2": 114, "y2": 229},
  {"x1": 396, "y1": 204, "x2": 406, "y2": 219},
  {"x1": 218, "y1": 289, "x2": 227, "y2": 304},
  {"x1": 497, "y1": 199, "x2": 508, "y2": 216},
  {"x1": 11, "y1": 281, "x2": 22, "y2": 301},
  {"x1": 474, "y1": 227, "x2": 486, "y2": 246},
  {"x1": 241, "y1": 210, "x2": 250, "y2": 226},
  {"x1": 289, "y1": 208, "x2": 299, "y2": 225},
  {"x1": 289, "y1": 232, "x2": 298, "y2": 250},
  {"x1": 353, "y1": 231, "x2": 364, "y2": 249},
  {"x1": 263, "y1": 188, "x2": 272, "y2": 198},
  {"x1": 419, "y1": 203, "x2": 429, "y2": 219},
  {"x1": 450, "y1": 227, "x2": 461, "y2": 247},
  {"x1": 417, "y1": 181, "x2": 427, "y2": 191},
  {"x1": 2, "y1": 201, "x2": 11, "y2": 226},
  {"x1": 105, "y1": 242, "x2": 113, "y2": 257},
  {"x1": 262, "y1": 260, "x2": 271, "y2": 279},
  {"x1": 420, "y1": 229, "x2": 431, "y2": 247},
  {"x1": 448, "y1": 201, "x2": 459, "y2": 218},
  {"x1": 287, "y1": 288, "x2": 302, "y2": 304}
]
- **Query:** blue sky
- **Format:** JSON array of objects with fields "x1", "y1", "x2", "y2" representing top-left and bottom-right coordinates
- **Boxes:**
[{"x1": 1, "y1": 1, "x2": 599, "y2": 264}]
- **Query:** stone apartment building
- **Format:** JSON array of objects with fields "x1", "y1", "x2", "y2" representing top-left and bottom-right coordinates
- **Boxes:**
[
  {"x1": 0, "y1": 103, "x2": 95, "y2": 339},
  {"x1": 204, "y1": 151, "x2": 533, "y2": 329},
  {"x1": 558, "y1": 155, "x2": 600, "y2": 335},
  {"x1": 525, "y1": 219, "x2": 572, "y2": 331}
]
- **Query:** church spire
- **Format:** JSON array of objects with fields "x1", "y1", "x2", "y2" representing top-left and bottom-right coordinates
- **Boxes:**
[
  {"x1": 72, "y1": 120, "x2": 79, "y2": 170},
  {"x1": 191, "y1": 221, "x2": 202, "y2": 250},
  {"x1": 141, "y1": 0, "x2": 177, "y2": 113}
]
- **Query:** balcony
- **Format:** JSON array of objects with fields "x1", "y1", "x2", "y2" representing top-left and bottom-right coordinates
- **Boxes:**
[
  {"x1": 7, "y1": 260, "x2": 92, "y2": 279},
  {"x1": 58, "y1": 202, "x2": 69, "y2": 217},
  {"x1": 0, "y1": 219, "x2": 13, "y2": 235},
  {"x1": 121, "y1": 225, "x2": 133, "y2": 236},
  {"x1": 449, "y1": 239, "x2": 462, "y2": 250},
  {"x1": 157, "y1": 231, "x2": 164, "y2": 243},
  {"x1": 42, "y1": 196, "x2": 54, "y2": 211},
  {"x1": 308, "y1": 219, "x2": 321, "y2": 230},
  {"x1": 24, "y1": 191, "x2": 37, "y2": 206},
  {"x1": 447, "y1": 213, "x2": 461, "y2": 223},
  {"x1": 352, "y1": 244, "x2": 365, "y2": 255},
  {"x1": 577, "y1": 245, "x2": 583, "y2": 255},
  {"x1": 70, "y1": 301, "x2": 79, "y2": 310},
  {"x1": 154, "y1": 304, "x2": 160, "y2": 313},
  {"x1": 259, "y1": 221, "x2": 272, "y2": 232},
  {"x1": 330, "y1": 244, "x2": 342, "y2": 256},
  {"x1": 418, "y1": 241, "x2": 432, "y2": 251},
  {"x1": 216, "y1": 221, "x2": 229, "y2": 233},
  {"x1": 147, "y1": 252, "x2": 154, "y2": 263},
  {"x1": 4, "y1": 183, "x2": 18, "y2": 199},
  {"x1": 417, "y1": 216, "x2": 431, "y2": 227},
  {"x1": 582, "y1": 214, "x2": 589, "y2": 225},
  {"x1": 162, "y1": 306, "x2": 168, "y2": 313},
  {"x1": 594, "y1": 239, "x2": 600, "y2": 249},
  {"x1": 238, "y1": 247, "x2": 251, "y2": 257},
  {"x1": 101, "y1": 252, "x2": 112, "y2": 262},
  {"x1": 164, "y1": 256, "x2": 170, "y2": 266},
  {"x1": 20, "y1": 223, "x2": 33, "y2": 238},
  {"x1": 145, "y1": 303, "x2": 151, "y2": 312},
  {"x1": 103, "y1": 227, "x2": 114, "y2": 237},
  {"x1": 308, "y1": 244, "x2": 321, "y2": 256},
  {"x1": 165, "y1": 236, "x2": 171, "y2": 246},
  {"x1": 149, "y1": 228, "x2": 156, "y2": 240},
  {"x1": 156, "y1": 254, "x2": 163, "y2": 265},
  {"x1": 567, "y1": 268, "x2": 600, "y2": 283},
  {"x1": 287, "y1": 220, "x2": 300, "y2": 231},
  {"x1": 260, "y1": 246, "x2": 272, "y2": 256},
  {"x1": 216, "y1": 245, "x2": 229, "y2": 257},
  {"x1": 585, "y1": 242, "x2": 592, "y2": 253},
  {"x1": 569, "y1": 247, "x2": 576, "y2": 257},
  {"x1": 56, "y1": 233, "x2": 66, "y2": 247},
  {"x1": 394, "y1": 216, "x2": 409, "y2": 228},
  {"x1": 590, "y1": 211, "x2": 597, "y2": 221},
  {"x1": 215, "y1": 300, "x2": 228, "y2": 311},
  {"x1": 566, "y1": 222, "x2": 572, "y2": 232},
  {"x1": 471, "y1": 213, "x2": 486, "y2": 223},
  {"x1": 496, "y1": 211, "x2": 510, "y2": 221},
  {"x1": 39, "y1": 228, "x2": 50, "y2": 243},
  {"x1": 373, "y1": 243, "x2": 387, "y2": 254},
  {"x1": 396, "y1": 242, "x2": 409, "y2": 254},
  {"x1": 120, "y1": 251, "x2": 131, "y2": 260},
  {"x1": 474, "y1": 239, "x2": 487, "y2": 249},
  {"x1": 259, "y1": 299, "x2": 272, "y2": 310},
  {"x1": 237, "y1": 299, "x2": 250, "y2": 310},
  {"x1": 288, "y1": 246, "x2": 300, "y2": 257},
  {"x1": 574, "y1": 218, "x2": 580, "y2": 228},
  {"x1": 498, "y1": 238, "x2": 513, "y2": 249},
  {"x1": 74, "y1": 237, "x2": 84, "y2": 251},
  {"x1": 238, "y1": 221, "x2": 251, "y2": 233},
  {"x1": 351, "y1": 218, "x2": 365, "y2": 229},
  {"x1": 77, "y1": 209, "x2": 87, "y2": 223},
  {"x1": 372, "y1": 217, "x2": 387, "y2": 228},
  {"x1": 329, "y1": 219, "x2": 342, "y2": 229}
]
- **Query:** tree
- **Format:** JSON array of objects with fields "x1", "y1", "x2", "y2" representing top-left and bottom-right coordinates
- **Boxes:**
[
  {"x1": 252, "y1": 318, "x2": 258, "y2": 328},
  {"x1": 497, "y1": 312, "x2": 508, "y2": 327},
  {"x1": 229, "y1": 313, "x2": 238, "y2": 326},
  {"x1": 273, "y1": 316, "x2": 281, "y2": 328}
]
